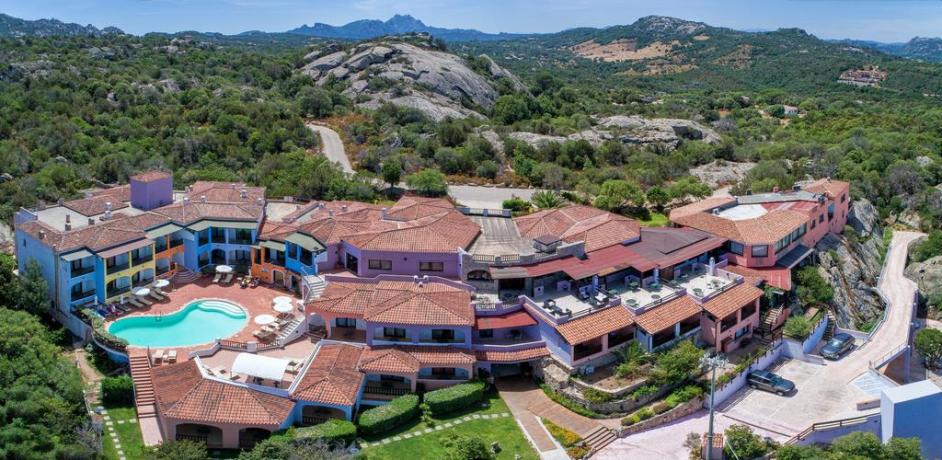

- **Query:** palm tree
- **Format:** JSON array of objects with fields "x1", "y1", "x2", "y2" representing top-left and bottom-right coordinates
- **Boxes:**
[{"x1": 531, "y1": 190, "x2": 565, "y2": 209}]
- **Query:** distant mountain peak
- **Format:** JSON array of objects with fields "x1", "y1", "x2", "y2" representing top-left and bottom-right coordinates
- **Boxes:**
[
  {"x1": 286, "y1": 14, "x2": 525, "y2": 42},
  {"x1": 633, "y1": 15, "x2": 706, "y2": 35},
  {"x1": 0, "y1": 13, "x2": 123, "y2": 37}
]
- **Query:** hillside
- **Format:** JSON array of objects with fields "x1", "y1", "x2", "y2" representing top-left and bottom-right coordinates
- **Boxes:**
[
  {"x1": 459, "y1": 15, "x2": 942, "y2": 98},
  {"x1": 835, "y1": 37, "x2": 942, "y2": 63},
  {"x1": 288, "y1": 14, "x2": 526, "y2": 42},
  {"x1": 0, "y1": 13, "x2": 122, "y2": 37}
]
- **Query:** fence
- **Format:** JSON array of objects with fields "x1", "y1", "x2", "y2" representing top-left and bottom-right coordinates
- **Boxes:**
[
  {"x1": 786, "y1": 413, "x2": 880, "y2": 446},
  {"x1": 710, "y1": 340, "x2": 785, "y2": 406}
]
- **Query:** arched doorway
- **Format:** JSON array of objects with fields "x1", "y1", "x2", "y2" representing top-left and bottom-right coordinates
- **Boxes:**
[
  {"x1": 273, "y1": 270, "x2": 285, "y2": 286},
  {"x1": 175, "y1": 423, "x2": 223, "y2": 448},
  {"x1": 238, "y1": 427, "x2": 271, "y2": 449},
  {"x1": 301, "y1": 405, "x2": 346, "y2": 426}
]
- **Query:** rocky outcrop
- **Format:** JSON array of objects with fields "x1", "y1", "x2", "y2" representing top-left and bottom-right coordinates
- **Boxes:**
[
  {"x1": 506, "y1": 115, "x2": 721, "y2": 151},
  {"x1": 906, "y1": 256, "x2": 942, "y2": 307},
  {"x1": 814, "y1": 199, "x2": 885, "y2": 328},
  {"x1": 690, "y1": 160, "x2": 756, "y2": 188},
  {"x1": 299, "y1": 41, "x2": 521, "y2": 121}
]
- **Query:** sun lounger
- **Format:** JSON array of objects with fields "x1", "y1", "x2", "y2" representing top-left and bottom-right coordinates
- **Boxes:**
[
  {"x1": 115, "y1": 303, "x2": 132, "y2": 313},
  {"x1": 213, "y1": 273, "x2": 222, "y2": 283},
  {"x1": 152, "y1": 350, "x2": 165, "y2": 365},
  {"x1": 166, "y1": 350, "x2": 177, "y2": 363},
  {"x1": 137, "y1": 296, "x2": 153, "y2": 306},
  {"x1": 155, "y1": 287, "x2": 169, "y2": 296},
  {"x1": 222, "y1": 273, "x2": 233, "y2": 284},
  {"x1": 150, "y1": 291, "x2": 165, "y2": 301},
  {"x1": 128, "y1": 298, "x2": 145, "y2": 308}
]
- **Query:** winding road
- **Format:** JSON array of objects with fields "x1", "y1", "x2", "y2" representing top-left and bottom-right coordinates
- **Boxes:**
[
  {"x1": 307, "y1": 123, "x2": 353, "y2": 174},
  {"x1": 599, "y1": 231, "x2": 924, "y2": 459}
]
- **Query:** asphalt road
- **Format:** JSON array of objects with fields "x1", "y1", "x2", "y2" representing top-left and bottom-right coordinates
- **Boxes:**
[{"x1": 307, "y1": 123, "x2": 353, "y2": 174}]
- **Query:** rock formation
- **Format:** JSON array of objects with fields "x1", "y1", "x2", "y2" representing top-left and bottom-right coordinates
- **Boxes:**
[
  {"x1": 299, "y1": 40, "x2": 521, "y2": 121},
  {"x1": 506, "y1": 115, "x2": 721, "y2": 151},
  {"x1": 814, "y1": 198, "x2": 885, "y2": 328}
]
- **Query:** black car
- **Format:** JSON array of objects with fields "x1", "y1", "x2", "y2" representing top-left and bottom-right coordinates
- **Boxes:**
[
  {"x1": 821, "y1": 333, "x2": 855, "y2": 360},
  {"x1": 747, "y1": 370, "x2": 795, "y2": 396}
]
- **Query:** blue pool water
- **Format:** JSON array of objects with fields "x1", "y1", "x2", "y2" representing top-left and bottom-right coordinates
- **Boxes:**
[{"x1": 108, "y1": 299, "x2": 247, "y2": 347}]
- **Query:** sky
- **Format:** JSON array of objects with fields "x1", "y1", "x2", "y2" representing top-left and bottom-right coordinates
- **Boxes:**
[{"x1": 1, "y1": 0, "x2": 941, "y2": 42}]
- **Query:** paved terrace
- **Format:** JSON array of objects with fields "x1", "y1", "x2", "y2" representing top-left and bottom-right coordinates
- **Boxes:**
[
  {"x1": 106, "y1": 278, "x2": 303, "y2": 359},
  {"x1": 599, "y1": 231, "x2": 924, "y2": 459}
]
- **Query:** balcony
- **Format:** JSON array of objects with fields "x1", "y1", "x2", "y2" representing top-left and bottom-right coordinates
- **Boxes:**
[
  {"x1": 230, "y1": 237, "x2": 253, "y2": 245},
  {"x1": 266, "y1": 257, "x2": 286, "y2": 267},
  {"x1": 107, "y1": 263, "x2": 129, "y2": 274},
  {"x1": 421, "y1": 336, "x2": 464, "y2": 345},
  {"x1": 169, "y1": 238, "x2": 185, "y2": 248},
  {"x1": 71, "y1": 289, "x2": 96, "y2": 302},
  {"x1": 106, "y1": 286, "x2": 131, "y2": 298},
  {"x1": 211, "y1": 234, "x2": 226, "y2": 244},
  {"x1": 131, "y1": 254, "x2": 153, "y2": 266},
  {"x1": 363, "y1": 381, "x2": 411, "y2": 400},
  {"x1": 70, "y1": 265, "x2": 95, "y2": 278}
]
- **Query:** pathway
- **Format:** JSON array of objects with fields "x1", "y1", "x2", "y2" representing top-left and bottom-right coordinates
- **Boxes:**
[
  {"x1": 306, "y1": 123, "x2": 353, "y2": 174},
  {"x1": 598, "y1": 231, "x2": 924, "y2": 458}
]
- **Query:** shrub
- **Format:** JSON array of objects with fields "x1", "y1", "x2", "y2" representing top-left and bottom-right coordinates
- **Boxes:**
[
  {"x1": 665, "y1": 385, "x2": 704, "y2": 409},
  {"x1": 631, "y1": 384, "x2": 658, "y2": 400},
  {"x1": 582, "y1": 387, "x2": 614, "y2": 404},
  {"x1": 621, "y1": 414, "x2": 641, "y2": 426},
  {"x1": 357, "y1": 394, "x2": 419, "y2": 435},
  {"x1": 636, "y1": 407, "x2": 654, "y2": 421},
  {"x1": 783, "y1": 316, "x2": 812, "y2": 340},
  {"x1": 423, "y1": 381, "x2": 486, "y2": 416},
  {"x1": 294, "y1": 419, "x2": 357, "y2": 446},
  {"x1": 81, "y1": 308, "x2": 129, "y2": 350},
  {"x1": 539, "y1": 384, "x2": 602, "y2": 418},
  {"x1": 651, "y1": 401, "x2": 671, "y2": 415},
  {"x1": 101, "y1": 375, "x2": 134, "y2": 405},
  {"x1": 502, "y1": 196, "x2": 531, "y2": 214},
  {"x1": 543, "y1": 419, "x2": 581, "y2": 448}
]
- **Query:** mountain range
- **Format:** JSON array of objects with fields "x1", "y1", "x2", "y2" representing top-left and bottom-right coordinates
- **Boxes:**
[
  {"x1": 833, "y1": 37, "x2": 942, "y2": 63},
  {"x1": 285, "y1": 14, "x2": 526, "y2": 42},
  {"x1": 0, "y1": 13, "x2": 122, "y2": 37}
]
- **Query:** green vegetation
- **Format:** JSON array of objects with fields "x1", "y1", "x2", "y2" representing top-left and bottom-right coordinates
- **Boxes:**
[
  {"x1": 147, "y1": 439, "x2": 208, "y2": 460},
  {"x1": 539, "y1": 384, "x2": 602, "y2": 418},
  {"x1": 776, "y1": 432, "x2": 922, "y2": 460},
  {"x1": 542, "y1": 419, "x2": 588, "y2": 459},
  {"x1": 295, "y1": 419, "x2": 358, "y2": 445},
  {"x1": 423, "y1": 381, "x2": 486, "y2": 416},
  {"x1": 783, "y1": 316, "x2": 813, "y2": 340},
  {"x1": 723, "y1": 424, "x2": 777, "y2": 459},
  {"x1": 531, "y1": 190, "x2": 566, "y2": 209},
  {"x1": 638, "y1": 212, "x2": 669, "y2": 227},
  {"x1": 104, "y1": 404, "x2": 145, "y2": 460},
  {"x1": 650, "y1": 340, "x2": 705, "y2": 386},
  {"x1": 101, "y1": 375, "x2": 135, "y2": 405},
  {"x1": 405, "y1": 169, "x2": 448, "y2": 196},
  {"x1": 915, "y1": 328, "x2": 942, "y2": 369},
  {"x1": 357, "y1": 394, "x2": 420, "y2": 435},
  {"x1": 794, "y1": 267, "x2": 835, "y2": 308}
]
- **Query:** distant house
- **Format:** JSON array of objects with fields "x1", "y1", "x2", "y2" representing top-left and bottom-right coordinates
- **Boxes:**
[
  {"x1": 838, "y1": 65, "x2": 888, "y2": 87},
  {"x1": 783, "y1": 105, "x2": 799, "y2": 116}
]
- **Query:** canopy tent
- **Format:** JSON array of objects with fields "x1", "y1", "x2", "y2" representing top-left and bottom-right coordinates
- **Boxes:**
[{"x1": 231, "y1": 353, "x2": 290, "y2": 381}]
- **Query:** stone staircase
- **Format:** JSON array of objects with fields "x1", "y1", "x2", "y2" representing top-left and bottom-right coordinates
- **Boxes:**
[
  {"x1": 275, "y1": 317, "x2": 303, "y2": 344},
  {"x1": 583, "y1": 426, "x2": 617, "y2": 456},
  {"x1": 822, "y1": 311, "x2": 837, "y2": 341},
  {"x1": 761, "y1": 306, "x2": 784, "y2": 331},
  {"x1": 172, "y1": 268, "x2": 200, "y2": 285},
  {"x1": 129, "y1": 354, "x2": 157, "y2": 417},
  {"x1": 303, "y1": 274, "x2": 327, "y2": 302}
]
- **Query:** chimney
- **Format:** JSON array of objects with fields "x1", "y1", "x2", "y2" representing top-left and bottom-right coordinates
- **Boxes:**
[
  {"x1": 183, "y1": 196, "x2": 190, "y2": 205},
  {"x1": 792, "y1": 184, "x2": 801, "y2": 192},
  {"x1": 712, "y1": 208, "x2": 721, "y2": 215},
  {"x1": 88, "y1": 218, "x2": 95, "y2": 226},
  {"x1": 772, "y1": 186, "x2": 780, "y2": 193},
  {"x1": 200, "y1": 195, "x2": 207, "y2": 203},
  {"x1": 239, "y1": 189, "x2": 247, "y2": 199},
  {"x1": 84, "y1": 191, "x2": 93, "y2": 199},
  {"x1": 64, "y1": 214, "x2": 71, "y2": 231},
  {"x1": 256, "y1": 197, "x2": 264, "y2": 205},
  {"x1": 103, "y1": 202, "x2": 112, "y2": 220},
  {"x1": 381, "y1": 207, "x2": 388, "y2": 219},
  {"x1": 341, "y1": 204, "x2": 348, "y2": 212},
  {"x1": 328, "y1": 210, "x2": 335, "y2": 218},
  {"x1": 746, "y1": 189, "x2": 753, "y2": 195},
  {"x1": 38, "y1": 230, "x2": 45, "y2": 240},
  {"x1": 57, "y1": 198, "x2": 63, "y2": 206}
]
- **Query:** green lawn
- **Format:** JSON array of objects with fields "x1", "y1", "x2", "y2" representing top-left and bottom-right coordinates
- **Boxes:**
[
  {"x1": 359, "y1": 392, "x2": 538, "y2": 460},
  {"x1": 638, "y1": 212, "x2": 669, "y2": 227},
  {"x1": 102, "y1": 404, "x2": 146, "y2": 460}
]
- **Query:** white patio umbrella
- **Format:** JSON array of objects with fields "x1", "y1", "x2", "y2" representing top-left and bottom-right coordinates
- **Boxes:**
[
  {"x1": 254, "y1": 314, "x2": 276, "y2": 325},
  {"x1": 273, "y1": 303, "x2": 293, "y2": 314},
  {"x1": 273, "y1": 296, "x2": 293, "y2": 305},
  {"x1": 133, "y1": 286, "x2": 151, "y2": 297},
  {"x1": 153, "y1": 279, "x2": 170, "y2": 289},
  {"x1": 216, "y1": 264, "x2": 233, "y2": 274}
]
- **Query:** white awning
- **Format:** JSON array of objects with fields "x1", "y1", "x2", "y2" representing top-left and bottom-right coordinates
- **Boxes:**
[{"x1": 231, "y1": 353, "x2": 290, "y2": 381}]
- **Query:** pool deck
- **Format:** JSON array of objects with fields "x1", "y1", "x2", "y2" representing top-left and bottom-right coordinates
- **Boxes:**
[{"x1": 109, "y1": 277, "x2": 304, "y2": 361}]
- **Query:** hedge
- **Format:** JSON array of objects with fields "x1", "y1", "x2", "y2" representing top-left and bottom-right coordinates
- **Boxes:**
[
  {"x1": 80, "y1": 308, "x2": 129, "y2": 351},
  {"x1": 295, "y1": 419, "x2": 357, "y2": 446},
  {"x1": 101, "y1": 375, "x2": 134, "y2": 405},
  {"x1": 357, "y1": 394, "x2": 419, "y2": 435},
  {"x1": 423, "y1": 381, "x2": 486, "y2": 416}
]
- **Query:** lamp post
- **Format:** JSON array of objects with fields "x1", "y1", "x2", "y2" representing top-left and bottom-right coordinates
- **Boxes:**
[{"x1": 701, "y1": 353, "x2": 728, "y2": 460}]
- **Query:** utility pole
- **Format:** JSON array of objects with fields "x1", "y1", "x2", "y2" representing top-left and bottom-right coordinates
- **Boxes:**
[{"x1": 702, "y1": 354, "x2": 728, "y2": 460}]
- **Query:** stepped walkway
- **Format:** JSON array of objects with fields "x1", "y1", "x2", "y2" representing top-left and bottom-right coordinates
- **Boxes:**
[{"x1": 128, "y1": 349, "x2": 164, "y2": 446}]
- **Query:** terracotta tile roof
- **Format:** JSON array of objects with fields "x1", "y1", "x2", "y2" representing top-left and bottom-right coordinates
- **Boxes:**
[
  {"x1": 257, "y1": 220, "x2": 300, "y2": 242},
  {"x1": 668, "y1": 196, "x2": 736, "y2": 220},
  {"x1": 385, "y1": 196, "x2": 457, "y2": 221},
  {"x1": 308, "y1": 279, "x2": 474, "y2": 326},
  {"x1": 723, "y1": 265, "x2": 793, "y2": 291},
  {"x1": 150, "y1": 202, "x2": 263, "y2": 225},
  {"x1": 671, "y1": 208, "x2": 808, "y2": 245},
  {"x1": 63, "y1": 195, "x2": 130, "y2": 216},
  {"x1": 556, "y1": 306, "x2": 634, "y2": 345},
  {"x1": 186, "y1": 181, "x2": 265, "y2": 203},
  {"x1": 633, "y1": 296, "x2": 702, "y2": 334},
  {"x1": 131, "y1": 170, "x2": 172, "y2": 182},
  {"x1": 475, "y1": 310, "x2": 537, "y2": 330},
  {"x1": 292, "y1": 343, "x2": 364, "y2": 406},
  {"x1": 90, "y1": 185, "x2": 131, "y2": 202},
  {"x1": 358, "y1": 347, "x2": 420, "y2": 374},
  {"x1": 514, "y1": 205, "x2": 640, "y2": 252},
  {"x1": 475, "y1": 345, "x2": 550, "y2": 363},
  {"x1": 701, "y1": 283, "x2": 763, "y2": 319},
  {"x1": 344, "y1": 209, "x2": 480, "y2": 252},
  {"x1": 151, "y1": 360, "x2": 293, "y2": 426},
  {"x1": 803, "y1": 178, "x2": 849, "y2": 199},
  {"x1": 18, "y1": 212, "x2": 172, "y2": 253},
  {"x1": 392, "y1": 345, "x2": 476, "y2": 367}
]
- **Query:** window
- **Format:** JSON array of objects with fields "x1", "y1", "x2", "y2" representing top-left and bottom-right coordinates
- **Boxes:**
[
  {"x1": 419, "y1": 261, "x2": 444, "y2": 272},
  {"x1": 380, "y1": 375, "x2": 405, "y2": 383},
  {"x1": 368, "y1": 259, "x2": 392, "y2": 270},
  {"x1": 819, "y1": 214, "x2": 825, "y2": 223},
  {"x1": 431, "y1": 367, "x2": 456, "y2": 378},
  {"x1": 841, "y1": 193, "x2": 846, "y2": 203},
  {"x1": 729, "y1": 241, "x2": 744, "y2": 256},
  {"x1": 811, "y1": 219, "x2": 816, "y2": 229},
  {"x1": 383, "y1": 327, "x2": 407, "y2": 339},
  {"x1": 751, "y1": 245, "x2": 768, "y2": 258},
  {"x1": 336, "y1": 317, "x2": 356, "y2": 328},
  {"x1": 431, "y1": 329, "x2": 455, "y2": 341},
  {"x1": 478, "y1": 329, "x2": 493, "y2": 339}
]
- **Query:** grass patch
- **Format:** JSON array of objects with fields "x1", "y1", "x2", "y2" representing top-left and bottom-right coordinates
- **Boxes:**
[
  {"x1": 638, "y1": 212, "x2": 669, "y2": 227},
  {"x1": 102, "y1": 404, "x2": 145, "y2": 460},
  {"x1": 859, "y1": 317, "x2": 879, "y2": 333},
  {"x1": 542, "y1": 418, "x2": 588, "y2": 459},
  {"x1": 360, "y1": 392, "x2": 537, "y2": 460}
]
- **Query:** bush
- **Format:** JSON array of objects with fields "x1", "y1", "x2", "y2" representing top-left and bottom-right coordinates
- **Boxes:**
[
  {"x1": 539, "y1": 384, "x2": 602, "y2": 418},
  {"x1": 424, "y1": 381, "x2": 486, "y2": 416},
  {"x1": 651, "y1": 401, "x2": 671, "y2": 415},
  {"x1": 631, "y1": 384, "x2": 658, "y2": 400},
  {"x1": 357, "y1": 394, "x2": 419, "y2": 435},
  {"x1": 543, "y1": 419, "x2": 581, "y2": 448},
  {"x1": 81, "y1": 308, "x2": 129, "y2": 350},
  {"x1": 636, "y1": 407, "x2": 654, "y2": 420},
  {"x1": 294, "y1": 419, "x2": 357, "y2": 446},
  {"x1": 665, "y1": 385, "x2": 703, "y2": 409},
  {"x1": 101, "y1": 375, "x2": 134, "y2": 405},
  {"x1": 502, "y1": 196, "x2": 530, "y2": 214},
  {"x1": 783, "y1": 316, "x2": 812, "y2": 340},
  {"x1": 582, "y1": 387, "x2": 614, "y2": 404},
  {"x1": 651, "y1": 340, "x2": 704, "y2": 386},
  {"x1": 621, "y1": 414, "x2": 641, "y2": 426}
]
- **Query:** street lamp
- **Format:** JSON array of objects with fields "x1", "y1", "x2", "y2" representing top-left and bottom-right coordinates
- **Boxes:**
[{"x1": 701, "y1": 353, "x2": 728, "y2": 460}]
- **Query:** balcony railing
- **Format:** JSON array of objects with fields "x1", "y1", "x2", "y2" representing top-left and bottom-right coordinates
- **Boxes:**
[
  {"x1": 70, "y1": 265, "x2": 95, "y2": 277},
  {"x1": 106, "y1": 286, "x2": 131, "y2": 298},
  {"x1": 107, "y1": 263, "x2": 129, "y2": 274},
  {"x1": 169, "y1": 238, "x2": 185, "y2": 248},
  {"x1": 375, "y1": 336, "x2": 411, "y2": 343},
  {"x1": 301, "y1": 415, "x2": 333, "y2": 426},
  {"x1": 211, "y1": 235, "x2": 226, "y2": 244},
  {"x1": 131, "y1": 254, "x2": 153, "y2": 266},
  {"x1": 422, "y1": 337, "x2": 464, "y2": 344},
  {"x1": 230, "y1": 237, "x2": 253, "y2": 245},
  {"x1": 71, "y1": 289, "x2": 96, "y2": 301},
  {"x1": 363, "y1": 382, "x2": 411, "y2": 398}
]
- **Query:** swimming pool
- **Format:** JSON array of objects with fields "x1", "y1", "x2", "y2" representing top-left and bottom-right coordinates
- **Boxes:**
[{"x1": 108, "y1": 299, "x2": 248, "y2": 347}]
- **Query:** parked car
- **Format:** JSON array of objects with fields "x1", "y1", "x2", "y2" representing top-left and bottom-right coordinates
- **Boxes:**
[
  {"x1": 747, "y1": 370, "x2": 795, "y2": 396},
  {"x1": 821, "y1": 333, "x2": 855, "y2": 360}
]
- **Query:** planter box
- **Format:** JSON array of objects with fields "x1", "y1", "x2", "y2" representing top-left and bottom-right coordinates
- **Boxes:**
[{"x1": 617, "y1": 396, "x2": 705, "y2": 437}]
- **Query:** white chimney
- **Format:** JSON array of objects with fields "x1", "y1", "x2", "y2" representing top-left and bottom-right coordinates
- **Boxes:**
[
  {"x1": 200, "y1": 195, "x2": 207, "y2": 203},
  {"x1": 328, "y1": 210, "x2": 335, "y2": 218},
  {"x1": 256, "y1": 197, "x2": 263, "y2": 205},
  {"x1": 38, "y1": 230, "x2": 45, "y2": 240},
  {"x1": 84, "y1": 191, "x2": 93, "y2": 199},
  {"x1": 341, "y1": 204, "x2": 348, "y2": 212},
  {"x1": 381, "y1": 207, "x2": 388, "y2": 219},
  {"x1": 64, "y1": 214, "x2": 71, "y2": 231},
  {"x1": 240, "y1": 189, "x2": 247, "y2": 199},
  {"x1": 103, "y1": 202, "x2": 112, "y2": 220},
  {"x1": 183, "y1": 197, "x2": 190, "y2": 205}
]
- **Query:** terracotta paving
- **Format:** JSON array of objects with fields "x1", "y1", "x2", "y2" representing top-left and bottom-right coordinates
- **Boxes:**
[
  {"x1": 496, "y1": 377, "x2": 607, "y2": 442},
  {"x1": 106, "y1": 277, "x2": 304, "y2": 361}
]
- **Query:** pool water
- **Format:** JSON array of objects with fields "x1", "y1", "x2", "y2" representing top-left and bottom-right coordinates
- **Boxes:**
[{"x1": 108, "y1": 299, "x2": 247, "y2": 347}]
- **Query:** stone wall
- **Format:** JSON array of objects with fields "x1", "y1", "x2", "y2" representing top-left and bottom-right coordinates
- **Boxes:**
[{"x1": 617, "y1": 396, "x2": 705, "y2": 437}]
